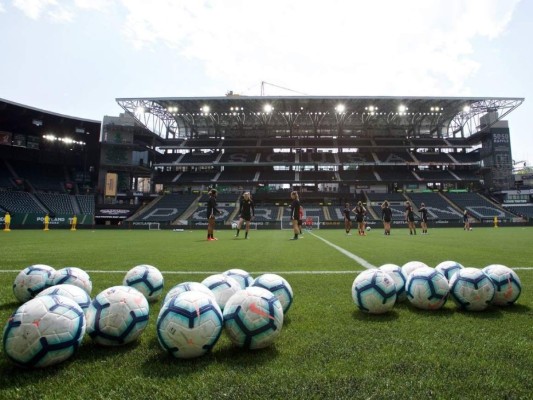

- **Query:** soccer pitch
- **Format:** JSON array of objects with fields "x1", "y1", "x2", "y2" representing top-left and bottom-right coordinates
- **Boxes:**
[{"x1": 1, "y1": 227, "x2": 532, "y2": 399}]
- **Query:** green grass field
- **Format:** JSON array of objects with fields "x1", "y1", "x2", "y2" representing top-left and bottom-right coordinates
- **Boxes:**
[{"x1": 1, "y1": 227, "x2": 532, "y2": 400}]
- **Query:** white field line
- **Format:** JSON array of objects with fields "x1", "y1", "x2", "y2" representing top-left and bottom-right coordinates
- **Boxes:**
[{"x1": 307, "y1": 231, "x2": 376, "y2": 269}]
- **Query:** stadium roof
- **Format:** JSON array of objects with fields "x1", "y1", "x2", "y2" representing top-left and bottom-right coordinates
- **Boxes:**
[{"x1": 116, "y1": 95, "x2": 524, "y2": 140}]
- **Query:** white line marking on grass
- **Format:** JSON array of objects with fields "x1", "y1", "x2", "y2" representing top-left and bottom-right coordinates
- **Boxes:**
[{"x1": 307, "y1": 231, "x2": 376, "y2": 269}]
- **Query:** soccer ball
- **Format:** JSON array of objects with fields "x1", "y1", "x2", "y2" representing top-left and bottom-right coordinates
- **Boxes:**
[
  {"x1": 86, "y1": 285, "x2": 150, "y2": 346},
  {"x1": 251, "y1": 273, "x2": 294, "y2": 314},
  {"x1": 3, "y1": 295, "x2": 86, "y2": 367},
  {"x1": 201, "y1": 274, "x2": 241, "y2": 311},
  {"x1": 36, "y1": 284, "x2": 92, "y2": 314},
  {"x1": 13, "y1": 264, "x2": 55, "y2": 303},
  {"x1": 51, "y1": 267, "x2": 92, "y2": 295},
  {"x1": 223, "y1": 286, "x2": 284, "y2": 349},
  {"x1": 223, "y1": 268, "x2": 254, "y2": 289},
  {"x1": 482, "y1": 264, "x2": 521, "y2": 306},
  {"x1": 231, "y1": 222, "x2": 238, "y2": 229},
  {"x1": 365, "y1": 226, "x2": 371, "y2": 232},
  {"x1": 405, "y1": 267, "x2": 449, "y2": 310},
  {"x1": 163, "y1": 281, "x2": 216, "y2": 306},
  {"x1": 123, "y1": 264, "x2": 164, "y2": 302},
  {"x1": 449, "y1": 268, "x2": 495, "y2": 311},
  {"x1": 401, "y1": 261, "x2": 429, "y2": 279},
  {"x1": 435, "y1": 260, "x2": 464, "y2": 282},
  {"x1": 351, "y1": 269, "x2": 397, "y2": 314},
  {"x1": 157, "y1": 290, "x2": 223, "y2": 359},
  {"x1": 378, "y1": 264, "x2": 407, "y2": 302}
]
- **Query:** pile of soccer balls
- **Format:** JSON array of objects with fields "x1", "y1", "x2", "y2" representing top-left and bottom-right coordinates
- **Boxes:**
[
  {"x1": 3, "y1": 264, "x2": 293, "y2": 367},
  {"x1": 351, "y1": 261, "x2": 521, "y2": 314}
]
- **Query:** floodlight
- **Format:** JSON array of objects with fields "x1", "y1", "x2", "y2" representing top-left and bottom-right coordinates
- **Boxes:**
[
  {"x1": 263, "y1": 104, "x2": 273, "y2": 113},
  {"x1": 335, "y1": 104, "x2": 345, "y2": 113},
  {"x1": 201, "y1": 105, "x2": 210, "y2": 113},
  {"x1": 398, "y1": 105, "x2": 407, "y2": 113},
  {"x1": 463, "y1": 105, "x2": 471, "y2": 113},
  {"x1": 135, "y1": 106, "x2": 145, "y2": 114}
]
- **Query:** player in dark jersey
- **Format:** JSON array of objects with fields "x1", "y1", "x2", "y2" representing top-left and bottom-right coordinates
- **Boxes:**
[
  {"x1": 381, "y1": 200, "x2": 392, "y2": 236},
  {"x1": 289, "y1": 191, "x2": 301, "y2": 240},
  {"x1": 463, "y1": 209, "x2": 471, "y2": 230},
  {"x1": 343, "y1": 203, "x2": 352, "y2": 235},
  {"x1": 405, "y1": 201, "x2": 416, "y2": 235},
  {"x1": 206, "y1": 189, "x2": 221, "y2": 241},
  {"x1": 235, "y1": 192, "x2": 255, "y2": 239},
  {"x1": 419, "y1": 202, "x2": 428, "y2": 234},
  {"x1": 352, "y1": 201, "x2": 367, "y2": 236}
]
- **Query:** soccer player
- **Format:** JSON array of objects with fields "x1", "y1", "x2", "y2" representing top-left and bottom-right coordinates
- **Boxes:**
[
  {"x1": 343, "y1": 203, "x2": 352, "y2": 235},
  {"x1": 289, "y1": 191, "x2": 301, "y2": 240},
  {"x1": 70, "y1": 215, "x2": 78, "y2": 231},
  {"x1": 298, "y1": 205, "x2": 304, "y2": 235},
  {"x1": 419, "y1": 202, "x2": 428, "y2": 234},
  {"x1": 3, "y1": 211, "x2": 11, "y2": 231},
  {"x1": 352, "y1": 201, "x2": 367, "y2": 236},
  {"x1": 235, "y1": 192, "x2": 255, "y2": 239},
  {"x1": 44, "y1": 213, "x2": 50, "y2": 231},
  {"x1": 405, "y1": 201, "x2": 416, "y2": 235},
  {"x1": 206, "y1": 189, "x2": 221, "y2": 241},
  {"x1": 381, "y1": 200, "x2": 392, "y2": 235},
  {"x1": 463, "y1": 209, "x2": 471, "y2": 231}
]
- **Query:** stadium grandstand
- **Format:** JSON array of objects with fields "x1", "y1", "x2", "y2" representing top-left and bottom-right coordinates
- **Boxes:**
[{"x1": 2, "y1": 94, "x2": 532, "y2": 229}]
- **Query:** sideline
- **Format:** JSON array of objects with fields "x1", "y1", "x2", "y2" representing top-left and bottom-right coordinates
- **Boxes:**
[{"x1": 307, "y1": 231, "x2": 376, "y2": 269}]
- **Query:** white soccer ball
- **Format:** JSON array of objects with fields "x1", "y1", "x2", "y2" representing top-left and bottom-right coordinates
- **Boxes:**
[
  {"x1": 449, "y1": 268, "x2": 495, "y2": 311},
  {"x1": 3, "y1": 295, "x2": 86, "y2": 367},
  {"x1": 365, "y1": 226, "x2": 371, "y2": 231},
  {"x1": 351, "y1": 269, "x2": 397, "y2": 314},
  {"x1": 482, "y1": 264, "x2": 522, "y2": 306},
  {"x1": 401, "y1": 261, "x2": 429, "y2": 279},
  {"x1": 86, "y1": 285, "x2": 150, "y2": 346},
  {"x1": 223, "y1": 268, "x2": 254, "y2": 289},
  {"x1": 13, "y1": 264, "x2": 55, "y2": 303},
  {"x1": 163, "y1": 282, "x2": 216, "y2": 306},
  {"x1": 36, "y1": 284, "x2": 92, "y2": 314},
  {"x1": 157, "y1": 290, "x2": 223, "y2": 359},
  {"x1": 435, "y1": 261, "x2": 464, "y2": 282},
  {"x1": 123, "y1": 264, "x2": 164, "y2": 302},
  {"x1": 51, "y1": 267, "x2": 92, "y2": 295},
  {"x1": 378, "y1": 264, "x2": 407, "y2": 302},
  {"x1": 223, "y1": 286, "x2": 284, "y2": 349},
  {"x1": 405, "y1": 267, "x2": 449, "y2": 310},
  {"x1": 201, "y1": 274, "x2": 241, "y2": 311},
  {"x1": 231, "y1": 222, "x2": 238, "y2": 229},
  {"x1": 251, "y1": 273, "x2": 294, "y2": 314}
]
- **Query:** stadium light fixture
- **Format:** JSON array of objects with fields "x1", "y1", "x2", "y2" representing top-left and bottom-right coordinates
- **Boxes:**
[
  {"x1": 263, "y1": 104, "x2": 273, "y2": 113},
  {"x1": 135, "y1": 106, "x2": 145, "y2": 114},
  {"x1": 201, "y1": 105, "x2": 210, "y2": 113},
  {"x1": 463, "y1": 105, "x2": 471, "y2": 113},
  {"x1": 398, "y1": 105, "x2": 407, "y2": 114},
  {"x1": 335, "y1": 104, "x2": 345, "y2": 113}
]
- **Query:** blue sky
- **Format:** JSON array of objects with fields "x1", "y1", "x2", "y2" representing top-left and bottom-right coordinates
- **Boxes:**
[{"x1": 1, "y1": 0, "x2": 531, "y2": 165}]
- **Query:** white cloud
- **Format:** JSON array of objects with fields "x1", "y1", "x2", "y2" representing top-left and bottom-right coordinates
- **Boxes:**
[
  {"x1": 117, "y1": 0, "x2": 521, "y2": 96},
  {"x1": 13, "y1": 0, "x2": 57, "y2": 19},
  {"x1": 0, "y1": 2, "x2": 5, "y2": 12}
]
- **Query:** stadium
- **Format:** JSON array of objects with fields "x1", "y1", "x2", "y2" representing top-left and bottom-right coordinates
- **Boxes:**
[
  {"x1": 1, "y1": 95, "x2": 533, "y2": 399},
  {"x1": 1, "y1": 94, "x2": 531, "y2": 229}
]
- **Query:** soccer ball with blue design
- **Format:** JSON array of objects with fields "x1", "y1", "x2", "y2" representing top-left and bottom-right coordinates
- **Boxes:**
[
  {"x1": 3, "y1": 294, "x2": 86, "y2": 367},
  {"x1": 123, "y1": 264, "x2": 164, "y2": 302},
  {"x1": 401, "y1": 261, "x2": 429, "y2": 279},
  {"x1": 251, "y1": 273, "x2": 294, "y2": 314},
  {"x1": 223, "y1": 286, "x2": 284, "y2": 349},
  {"x1": 36, "y1": 284, "x2": 92, "y2": 314},
  {"x1": 482, "y1": 264, "x2": 521, "y2": 306},
  {"x1": 157, "y1": 290, "x2": 224, "y2": 359},
  {"x1": 86, "y1": 285, "x2": 150, "y2": 346},
  {"x1": 449, "y1": 268, "x2": 495, "y2": 311},
  {"x1": 435, "y1": 260, "x2": 464, "y2": 282},
  {"x1": 13, "y1": 264, "x2": 55, "y2": 303},
  {"x1": 351, "y1": 269, "x2": 397, "y2": 314},
  {"x1": 201, "y1": 274, "x2": 241, "y2": 311},
  {"x1": 223, "y1": 268, "x2": 254, "y2": 289},
  {"x1": 51, "y1": 267, "x2": 92, "y2": 296},
  {"x1": 406, "y1": 267, "x2": 449, "y2": 310},
  {"x1": 378, "y1": 264, "x2": 406, "y2": 302},
  {"x1": 163, "y1": 281, "x2": 216, "y2": 306}
]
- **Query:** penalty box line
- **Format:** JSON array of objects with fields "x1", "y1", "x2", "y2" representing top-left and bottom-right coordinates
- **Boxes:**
[{"x1": 307, "y1": 231, "x2": 376, "y2": 269}]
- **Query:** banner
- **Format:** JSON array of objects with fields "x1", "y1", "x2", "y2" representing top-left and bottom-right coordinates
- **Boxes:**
[{"x1": 105, "y1": 173, "x2": 118, "y2": 196}]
